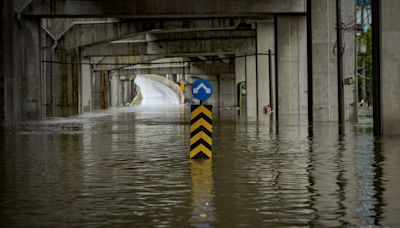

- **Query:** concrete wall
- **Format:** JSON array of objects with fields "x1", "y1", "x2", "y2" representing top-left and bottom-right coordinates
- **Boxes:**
[
  {"x1": 381, "y1": 0, "x2": 400, "y2": 135},
  {"x1": 277, "y1": 15, "x2": 308, "y2": 115},
  {"x1": 311, "y1": 0, "x2": 356, "y2": 122}
]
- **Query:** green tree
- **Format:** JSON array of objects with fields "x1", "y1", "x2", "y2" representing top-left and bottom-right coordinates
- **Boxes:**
[{"x1": 357, "y1": 28, "x2": 372, "y2": 103}]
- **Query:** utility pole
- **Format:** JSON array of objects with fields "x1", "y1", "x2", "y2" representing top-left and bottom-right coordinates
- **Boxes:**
[
  {"x1": 336, "y1": 0, "x2": 345, "y2": 130},
  {"x1": 360, "y1": 0, "x2": 367, "y2": 101}
]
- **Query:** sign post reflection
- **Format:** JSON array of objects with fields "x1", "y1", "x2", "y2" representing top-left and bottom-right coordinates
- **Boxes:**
[{"x1": 189, "y1": 160, "x2": 215, "y2": 226}]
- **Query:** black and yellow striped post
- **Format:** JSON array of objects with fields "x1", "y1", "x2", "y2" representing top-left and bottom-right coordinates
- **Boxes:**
[{"x1": 190, "y1": 104, "x2": 212, "y2": 159}]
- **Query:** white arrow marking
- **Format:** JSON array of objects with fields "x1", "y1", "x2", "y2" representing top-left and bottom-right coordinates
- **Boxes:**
[{"x1": 193, "y1": 83, "x2": 211, "y2": 94}]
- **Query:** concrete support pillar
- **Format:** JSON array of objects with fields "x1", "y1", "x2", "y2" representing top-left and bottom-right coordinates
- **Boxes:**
[
  {"x1": 0, "y1": 0, "x2": 4, "y2": 125},
  {"x1": 1, "y1": 0, "x2": 42, "y2": 126},
  {"x1": 256, "y1": 21, "x2": 275, "y2": 118},
  {"x1": 235, "y1": 55, "x2": 246, "y2": 114},
  {"x1": 219, "y1": 75, "x2": 236, "y2": 109},
  {"x1": 52, "y1": 49, "x2": 79, "y2": 116},
  {"x1": 123, "y1": 79, "x2": 129, "y2": 105},
  {"x1": 207, "y1": 76, "x2": 219, "y2": 108},
  {"x1": 245, "y1": 55, "x2": 257, "y2": 119},
  {"x1": 79, "y1": 58, "x2": 92, "y2": 113},
  {"x1": 21, "y1": 20, "x2": 42, "y2": 120},
  {"x1": 110, "y1": 72, "x2": 120, "y2": 107},
  {"x1": 342, "y1": 1, "x2": 357, "y2": 122},
  {"x1": 235, "y1": 54, "x2": 256, "y2": 118},
  {"x1": 277, "y1": 15, "x2": 308, "y2": 116},
  {"x1": 311, "y1": 0, "x2": 356, "y2": 122},
  {"x1": 234, "y1": 22, "x2": 275, "y2": 119},
  {"x1": 381, "y1": 0, "x2": 400, "y2": 135},
  {"x1": 92, "y1": 71, "x2": 109, "y2": 110}
]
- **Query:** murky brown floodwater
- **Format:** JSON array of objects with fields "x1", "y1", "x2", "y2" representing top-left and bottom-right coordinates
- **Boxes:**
[{"x1": 1, "y1": 105, "x2": 400, "y2": 227}]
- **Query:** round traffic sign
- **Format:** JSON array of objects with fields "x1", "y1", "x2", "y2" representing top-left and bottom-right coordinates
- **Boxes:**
[{"x1": 192, "y1": 79, "x2": 213, "y2": 101}]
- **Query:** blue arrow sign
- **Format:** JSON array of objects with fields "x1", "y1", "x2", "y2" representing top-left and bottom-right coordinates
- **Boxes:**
[{"x1": 192, "y1": 79, "x2": 213, "y2": 101}]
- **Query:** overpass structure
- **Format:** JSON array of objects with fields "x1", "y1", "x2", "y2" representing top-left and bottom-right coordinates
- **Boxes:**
[{"x1": 0, "y1": 0, "x2": 398, "y2": 135}]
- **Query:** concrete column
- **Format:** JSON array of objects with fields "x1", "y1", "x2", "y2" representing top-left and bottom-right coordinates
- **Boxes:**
[
  {"x1": 118, "y1": 76, "x2": 124, "y2": 106},
  {"x1": 342, "y1": 1, "x2": 357, "y2": 121},
  {"x1": 79, "y1": 58, "x2": 92, "y2": 113},
  {"x1": 277, "y1": 15, "x2": 308, "y2": 116},
  {"x1": 246, "y1": 55, "x2": 257, "y2": 119},
  {"x1": 235, "y1": 54, "x2": 245, "y2": 91},
  {"x1": 311, "y1": 0, "x2": 356, "y2": 122},
  {"x1": 235, "y1": 55, "x2": 245, "y2": 114},
  {"x1": 93, "y1": 71, "x2": 110, "y2": 110},
  {"x1": 21, "y1": 20, "x2": 42, "y2": 120},
  {"x1": 0, "y1": 0, "x2": 5, "y2": 126},
  {"x1": 256, "y1": 21, "x2": 275, "y2": 118},
  {"x1": 1, "y1": 0, "x2": 42, "y2": 127},
  {"x1": 220, "y1": 75, "x2": 236, "y2": 109},
  {"x1": 123, "y1": 79, "x2": 129, "y2": 105},
  {"x1": 110, "y1": 72, "x2": 120, "y2": 107},
  {"x1": 381, "y1": 0, "x2": 400, "y2": 135},
  {"x1": 53, "y1": 49, "x2": 79, "y2": 116},
  {"x1": 207, "y1": 76, "x2": 219, "y2": 108},
  {"x1": 235, "y1": 54, "x2": 257, "y2": 118}
]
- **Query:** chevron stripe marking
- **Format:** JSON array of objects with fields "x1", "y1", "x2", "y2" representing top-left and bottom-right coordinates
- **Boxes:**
[
  {"x1": 190, "y1": 138, "x2": 212, "y2": 151},
  {"x1": 190, "y1": 126, "x2": 212, "y2": 138},
  {"x1": 190, "y1": 131, "x2": 212, "y2": 147},
  {"x1": 190, "y1": 144, "x2": 212, "y2": 159},
  {"x1": 191, "y1": 105, "x2": 212, "y2": 120},
  {"x1": 190, "y1": 118, "x2": 212, "y2": 133},
  {"x1": 191, "y1": 112, "x2": 212, "y2": 126}
]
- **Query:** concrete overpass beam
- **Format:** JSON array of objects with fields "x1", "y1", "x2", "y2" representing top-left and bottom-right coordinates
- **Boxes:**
[
  {"x1": 23, "y1": 0, "x2": 306, "y2": 17},
  {"x1": 82, "y1": 36, "x2": 255, "y2": 57}
]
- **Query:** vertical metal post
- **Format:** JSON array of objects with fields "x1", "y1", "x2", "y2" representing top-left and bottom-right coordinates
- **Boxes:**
[
  {"x1": 307, "y1": 0, "x2": 313, "y2": 123},
  {"x1": 244, "y1": 53, "x2": 247, "y2": 116},
  {"x1": 360, "y1": 1, "x2": 367, "y2": 101},
  {"x1": 336, "y1": 0, "x2": 345, "y2": 131},
  {"x1": 268, "y1": 49, "x2": 273, "y2": 108},
  {"x1": 372, "y1": 0, "x2": 382, "y2": 136},
  {"x1": 274, "y1": 15, "x2": 279, "y2": 121},
  {"x1": 255, "y1": 23, "x2": 259, "y2": 120},
  {"x1": 51, "y1": 49, "x2": 56, "y2": 116}
]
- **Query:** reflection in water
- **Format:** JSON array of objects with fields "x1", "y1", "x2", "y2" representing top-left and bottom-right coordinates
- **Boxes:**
[
  {"x1": 372, "y1": 139, "x2": 384, "y2": 226},
  {"x1": 0, "y1": 106, "x2": 400, "y2": 227},
  {"x1": 189, "y1": 160, "x2": 215, "y2": 227}
]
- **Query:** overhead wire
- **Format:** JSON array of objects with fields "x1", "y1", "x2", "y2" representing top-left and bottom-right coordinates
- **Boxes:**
[{"x1": 41, "y1": 52, "x2": 275, "y2": 67}]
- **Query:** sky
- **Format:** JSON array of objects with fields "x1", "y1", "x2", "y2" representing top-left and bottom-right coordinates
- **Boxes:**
[{"x1": 357, "y1": 0, "x2": 372, "y2": 6}]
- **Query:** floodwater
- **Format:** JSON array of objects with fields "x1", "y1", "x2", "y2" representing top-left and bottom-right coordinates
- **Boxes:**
[{"x1": 1, "y1": 105, "x2": 400, "y2": 227}]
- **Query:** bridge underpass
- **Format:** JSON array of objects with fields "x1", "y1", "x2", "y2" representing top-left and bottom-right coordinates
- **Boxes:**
[
  {"x1": 1, "y1": 0, "x2": 400, "y2": 227},
  {"x1": 2, "y1": 0, "x2": 356, "y2": 127},
  {"x1": 1, "y1": 0, "x2": 400, "y2": 135}
]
